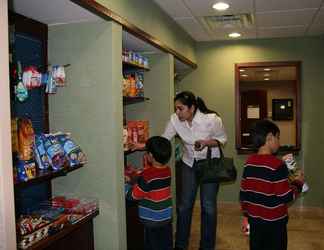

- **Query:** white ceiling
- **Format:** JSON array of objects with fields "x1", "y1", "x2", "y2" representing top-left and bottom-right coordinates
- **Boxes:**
[
  {"x1": 10, "y1": 0, "x2": 190, "y2": 72},
  {"x1": 153, "y1": 0, "x2": 324, "y2": 41}
]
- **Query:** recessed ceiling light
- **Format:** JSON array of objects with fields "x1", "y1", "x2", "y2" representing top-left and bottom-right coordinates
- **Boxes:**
[
  {"x1": 264, "y1": 68, "x2": 271, "y2": 71},
  {"x1": 241, "y1": 74, "x2": 248, "y2": 77},
  {"x1": 239, "y1": 69, "x2": 245, "y2": 72},
  {"x1": 229, "y1": 32, "x2": 241, "y2": 38},
  {"x1": 212, "y1": 2, "x2": 230, "y2": 11},
  {"x1": 264, "y1": 78, "x2": 270, "y2": 81}
]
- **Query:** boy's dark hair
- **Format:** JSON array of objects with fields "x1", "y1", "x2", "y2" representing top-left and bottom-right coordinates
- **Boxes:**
[
  {"x1": 145, "y1": 136, "x2": 172, "y2": 165},
  {"x1": 250, "y1": 120, "x2": 280, "y2": 149}
]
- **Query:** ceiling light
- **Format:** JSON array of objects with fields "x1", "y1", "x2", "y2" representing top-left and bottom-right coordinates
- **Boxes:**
[
  {"x1": 212, "y1": 2, "x2": 230, "y2": 11},
  {"x1": 239, "y1": 69, "x2": 245, "y2": 72},
  {"x1": 229, "y1": 32, "x2": 241, "y2": 38},
  {"x1": 264, "y1": 68, "x2": 271, "y2": 71},
  {"x1": 241, "y1": 74, "x2": 248, "y2": 77},
  {"x1": 264, "y1": 78, "x2": 270, "y2": 81}
]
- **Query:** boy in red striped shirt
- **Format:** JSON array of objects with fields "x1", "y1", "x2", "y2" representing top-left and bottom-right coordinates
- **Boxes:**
[
  {"x1": 126, "y1": 136, "x2": 173, "y2": 250},
  {"x1": 240, "y1": 120, "x2": 304, "y2": 250}
]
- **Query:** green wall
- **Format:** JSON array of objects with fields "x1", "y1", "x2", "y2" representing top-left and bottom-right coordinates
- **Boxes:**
[
  {"x1": 181, "y1": 36, "x2": 324, "y2": 207},
  {"x1": 96, "y1": 0, "x2": 196, "y2": 63},
  {"x1": 48, "y1": 21, "x2": 126, "y2": 249}
]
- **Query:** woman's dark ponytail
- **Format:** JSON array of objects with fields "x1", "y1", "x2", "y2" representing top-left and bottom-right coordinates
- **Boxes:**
[
  {"x1": 174, "y1": 91, "x2": 219, "y2": 116},
  {"x1": 196, "y1": 96, "x2": 219, "y2": 115}
]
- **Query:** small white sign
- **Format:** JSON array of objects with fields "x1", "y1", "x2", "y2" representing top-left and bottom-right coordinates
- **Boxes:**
[{"x1": 247, "y1": 106, "x2": 260, "y2": 119}]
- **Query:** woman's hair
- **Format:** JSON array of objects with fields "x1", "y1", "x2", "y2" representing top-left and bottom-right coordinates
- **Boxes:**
[{"x1": 174, "y1": 91, "x2": 218, "y2": 115}]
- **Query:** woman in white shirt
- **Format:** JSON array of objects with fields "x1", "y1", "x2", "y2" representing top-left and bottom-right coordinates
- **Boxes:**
[{"x1": 162, "y1": 91, "x2": 227, "y2": 250}]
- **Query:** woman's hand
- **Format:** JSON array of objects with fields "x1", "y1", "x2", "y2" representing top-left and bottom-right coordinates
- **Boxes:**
[
  {"x1": 194, "y1": 139, "x2": 220, "y2": 151},
  {"x1": 194, "y1": 140, "x2": 206, "y2": 151}
]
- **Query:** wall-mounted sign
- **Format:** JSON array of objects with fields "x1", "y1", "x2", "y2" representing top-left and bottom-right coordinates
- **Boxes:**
[{"x1": 247, "y1": 105, "x2": 260, "y2": 119}]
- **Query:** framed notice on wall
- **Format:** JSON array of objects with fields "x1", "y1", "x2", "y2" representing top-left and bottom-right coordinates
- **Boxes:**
[{"x1": 247, "y1": 105, "x2": 260, "y2": 119}]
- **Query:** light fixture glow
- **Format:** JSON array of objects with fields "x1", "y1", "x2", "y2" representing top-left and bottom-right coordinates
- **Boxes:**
[
  {"x1": 264, "y1": 78, "x2": 270, "y2": 81},
  {"x1": 228, "y1": 32, "x2": 241, "y2": 38},
  {"x1": 241, "y1": 74, "x2": 248, "y2": 77},
  {"x1": 264, "y1": 68, "x2": 271, "y2": 71},
  {"x1": 264, "y1": 73, "x2": 270, "y2": 77},
  {"x1": 212, "y1": 2, "x2": 230, "y2": 11},
  {"x1": 239, "y1": 69, "x2": 245, "y2": 72}
]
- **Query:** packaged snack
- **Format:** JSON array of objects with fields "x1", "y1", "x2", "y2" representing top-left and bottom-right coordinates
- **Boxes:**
[
  {"x1": 56, "y1": 133, "x2": 87, "y2": 167},
  {"x1": 127, "y1": 120, "x2": 149, "y2": 144},
  {"x1": 18, "y1": 118, "x2": 35, "y2": 161},
  {"x1": 45, "y1": 70, "x2": 57, "y2": 94},
  {"x1": 52, "y1": 65, "x2": 66, "y2": 87},
  {"x1": 283, "y1": 153, "x2": 309, "y2": 193},
  {"x1": 34, "y1": 135, "x2": 50, "y2": 170},
  {"x1": 15, "y1": 61, "x2": 29, "y2": 102},
  {"x1": 16, "y1": 160, "x2": 36, "y2": 181},
  {"x1": 43, "y1": 134, "x2": 65, "y2": 170},
  {"x1": 11, "y1": 118, "x2": 19, "y2": 153},
  {"x1": 22, "y1": 66, "x2": 42, "y2": 89}
]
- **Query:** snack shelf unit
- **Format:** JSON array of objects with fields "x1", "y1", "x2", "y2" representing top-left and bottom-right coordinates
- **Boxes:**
[
  {"x1": 123, "y1": 58, "x2": 147, "y2": 250},
  {"x1": 9, "y1": 12, "x2": 99, "y2": 250}
]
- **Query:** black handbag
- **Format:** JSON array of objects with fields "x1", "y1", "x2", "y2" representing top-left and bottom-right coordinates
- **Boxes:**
[{"x1": 195, "y1": 145, "x2": 237, "y2": 184}]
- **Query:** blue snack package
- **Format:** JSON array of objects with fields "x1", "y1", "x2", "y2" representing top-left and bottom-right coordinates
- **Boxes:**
[
  {"x1": 16, "y1": 160, "x2": 28, "y2": 182},
  {"x1": 16, "y1": 160, "x2": 36, "y2": 181},
  {"x1": 56, "y1": 133, "x2": 87, "y2": 167},
  {"x1": 43, "y1": 134, "x2": 65, "y2": 170},
  {"x1": 34, "y1": 134, "x2": 50, "y2": 170}
]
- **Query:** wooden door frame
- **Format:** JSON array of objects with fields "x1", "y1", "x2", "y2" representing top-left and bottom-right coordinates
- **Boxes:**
[{"x1": 235, "y1": 61, "x2": 301, "y2": 154}]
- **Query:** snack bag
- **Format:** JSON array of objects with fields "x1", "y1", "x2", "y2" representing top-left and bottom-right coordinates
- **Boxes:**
[
  {"x1": 52, "y1": 65, "x2": 66, "y2": 87},
  {"x1": 282, "y1": 153, "x2": 309, "y2": 193},
  {"x1": 18, "y1": 118, "x2": 35, "y2": 161},
  {"x1": 56, "y1": 133, "x2": 87, "y2": 167},
  {"x1": 34, "y1": 134, "x2": 50, "y2": 170},
  {"x1": 43, "y1": 134, "x2": 65, "y2": 170},
  {"x1": 11, "y1": 118, "x2": 19, "y2": 153},
  {"x1": 16, "y1": 160, "x2": 36, "y2": 181}
]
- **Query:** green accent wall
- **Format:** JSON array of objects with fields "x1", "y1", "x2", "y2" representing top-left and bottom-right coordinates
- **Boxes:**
[
  {"x1": 48, "y1": 21, "x2": 126, "y2": 249},
  {"x1": 96, "y1": 0, "x2": 196, "y2": 63},
  {"x1": 181, "y1": 36, "x2": 324, "y2": 207}
]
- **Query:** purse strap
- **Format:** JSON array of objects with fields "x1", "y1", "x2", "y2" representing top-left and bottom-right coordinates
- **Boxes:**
[{"x1": 206, "y1": 141, "x2": 224, "y2": 161}]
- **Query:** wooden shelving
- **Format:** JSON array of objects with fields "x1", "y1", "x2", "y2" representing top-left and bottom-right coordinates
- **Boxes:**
[
  {"x1": 24, "y1": 210, "x2": 99, "y2": 250},
  {"x1": 122, "y1": 61, "x2": 149, "y2": 71},
  {"x1": 14, "y1": 164, "x2": 84, "y2": 189},
  {"x1": 123, "y1": 96, "x2": 149, "y2": 105}
]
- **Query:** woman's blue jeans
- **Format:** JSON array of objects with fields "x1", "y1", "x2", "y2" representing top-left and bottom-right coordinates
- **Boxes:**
[{"x1": 175, "y1": 161, "x2": 219, "y2": 250}]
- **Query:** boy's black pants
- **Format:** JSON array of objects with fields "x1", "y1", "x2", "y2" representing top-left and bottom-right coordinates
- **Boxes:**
[
  {"x1": 144, "y1": 222, "x2": 173, "y2": 250},
  {"x1": 249, "y1": 219, "x2": 287, "y2": 250}
]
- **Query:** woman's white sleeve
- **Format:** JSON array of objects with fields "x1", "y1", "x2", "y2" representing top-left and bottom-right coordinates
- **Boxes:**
[
  {"x1": 162, "y1": 119, "x2": 177, "y2": 140},
  {"x1": 212, "y1": 116, "x2": 227, "y2": 145}
]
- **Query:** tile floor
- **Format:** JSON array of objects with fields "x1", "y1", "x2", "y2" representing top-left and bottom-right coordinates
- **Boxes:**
[{"x1": 187, "y1": 203, "x2": 324, "y2": 250}]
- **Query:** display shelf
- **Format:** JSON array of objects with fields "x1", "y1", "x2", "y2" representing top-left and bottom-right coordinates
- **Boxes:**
[
  {"x1": 124, "y1": 148, "x2": 145, "y2": 156},
  {"x1": 14, "y1": 164, "x2": 84, "y2": 189},
  {"x1": 123, "y1": 96, "x2": 150, "y2": 105},
  {"x1": 122, "y1": 61, "x2": 150, "y2": 71},
  {"x1": 21, "y1": 210, "x2": 99, "y2": 250}
]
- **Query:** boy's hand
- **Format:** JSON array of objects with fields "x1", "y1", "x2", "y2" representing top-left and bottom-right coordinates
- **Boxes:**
[{"x1": 294, "y1": 169, "x2": 305, "y2": 183}]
